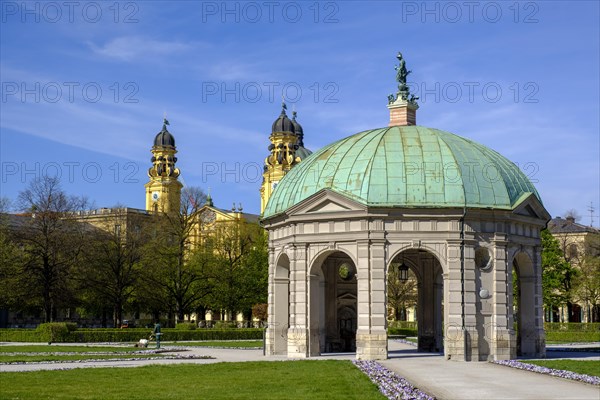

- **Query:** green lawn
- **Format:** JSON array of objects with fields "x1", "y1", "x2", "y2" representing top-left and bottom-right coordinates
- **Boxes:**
[
  {"x1": 525, "y1": 360, "x2": 600, "y2": 378},
  {"x1": 0, "y1": 345, "x2": 142, "y2": 353},
  {"x1": 0, "y1": 353, "x2": 166, "y2": 363},
  {"x1": 0, "y1": 360, "x2": 385, "y2": 400},
  {"x1": 164, "y1": 340, "x2": 262, "y2": 348}
]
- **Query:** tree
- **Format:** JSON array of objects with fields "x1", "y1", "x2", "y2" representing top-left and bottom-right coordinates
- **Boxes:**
[
  {"x1": 387, "y1": 265, "x2": 417, "y2": 321},
  {"x1": 140, "y1": 187, "x2": 211, "y2": 323},
  {"x1": 541, "y1": 229, "x2": 578, "y2": 319},
  {"x1": 14, "y1": 177, "x2": 88, "y2": 322},
  {"x1": 573, "y1": 255, "x2": 600, "y2": 322},
  {"x1": 76, "y1": 207, "x2": 149, "y2": 327},
  {"x1": 0, "y1": 208, "x2": 27, "y2": 313},
  {"x1": 208, "y1": 220, "x2": 268, "y2": 320}
]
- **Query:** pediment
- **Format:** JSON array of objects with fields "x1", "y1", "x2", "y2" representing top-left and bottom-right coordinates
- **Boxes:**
[
  {"x1": 286, "y1": 189, "x2": 367, "y2": 217},
  {"x1": 337, "y1": 292, "x2": 357, "y2": 301},
  {"x1": 512, "y1": 193, "x2": 551, "y2": 222}
]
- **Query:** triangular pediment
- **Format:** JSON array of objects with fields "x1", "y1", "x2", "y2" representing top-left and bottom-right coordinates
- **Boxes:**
[
  {"x1": 337, "y1": 292, "x2": 357, "y2": 301},
  {"x1": 286, "y1": 189, "x2": 367, "y2": 217},
  {"x1": 512, "y1": 193, "x2": 551, "y2": 222}
]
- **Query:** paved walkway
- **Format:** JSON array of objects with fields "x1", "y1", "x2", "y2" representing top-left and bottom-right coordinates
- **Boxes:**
[
  {"x1": 381, "y1": 341, "x2": 599, "y2": 400},
  {"x1": 1, "y1": 341, "x2": 599, "y2": 400}
]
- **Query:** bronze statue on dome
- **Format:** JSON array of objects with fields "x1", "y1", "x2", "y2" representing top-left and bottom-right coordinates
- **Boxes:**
[{"x1": 389, "y1": 52, "x2": 417, "y2": 105}]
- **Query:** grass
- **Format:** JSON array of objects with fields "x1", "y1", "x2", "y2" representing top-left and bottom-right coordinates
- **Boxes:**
[
  {"x1": 0, "y1": 345, "x2": 142, "y2": 353},
  {"x1": 164, "y1": 340, "x2": 262, "y2": 348},
  {"x1": 0, "y1": 353, "x2": 166, "y2": 363},
  {"x1": 0, "y1": 360, "x2": 385, "y2": 400},
  {"x1": 0, "y1": 344, "x2": 168, "y2": 363},
  {"x1": 525, "y1": 359, "x2": 600, "y2": 378}
]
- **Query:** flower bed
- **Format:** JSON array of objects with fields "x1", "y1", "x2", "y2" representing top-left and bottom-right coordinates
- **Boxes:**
[
  {"x1": 353, "y1": 360, "x2": 435, "y2": 400},
  {"x1": 493, "y1": 360, "x2": 600, "y2": 386}
]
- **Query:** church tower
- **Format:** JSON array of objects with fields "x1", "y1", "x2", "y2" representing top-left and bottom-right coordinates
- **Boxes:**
[
  {"x1": 145, "y1": 118, "x2": 182, "y2": 214},
  {"x1": 260, "y1": 103, "x2": 311, "y2": 214}
]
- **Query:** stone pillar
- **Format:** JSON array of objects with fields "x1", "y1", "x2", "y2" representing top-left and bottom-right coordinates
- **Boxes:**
[
  {"x1": 356, "y1": 239, "x2": 388, "y2": 360},
  {"x1": 490, "y1": 235, "x2": 512, "y2": 361},
  {"x1": 266, "y1": 246, "x2": 278, "y2": 355},
  {"x1": 287, "y1": 245, "x2": 309, "y2": 358},
  {"x1": 444, "y1": 237, "x2": 477, "y2": 361}
]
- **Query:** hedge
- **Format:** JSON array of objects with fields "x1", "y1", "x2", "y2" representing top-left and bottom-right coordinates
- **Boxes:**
[
  {"x1": 545, "y1": 331, "x2": 600, "y2": 343},
  {"x1": 0, "y1": 327, "x2": 263, "y2": 343},
  {"x1": 388, "y1": 328, "x2": 418, "y2": 337},
  {"x1": 544, "y1": 322, "x2": 600, "y2": 332}
]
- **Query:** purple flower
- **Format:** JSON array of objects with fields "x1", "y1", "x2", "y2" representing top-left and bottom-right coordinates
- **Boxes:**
[
  {"x1": 493, "y1": 360, "x2": 600, "y2": 386},
  {"x1": 353, "y1": 360, "x2": 436, "y2": 400}
]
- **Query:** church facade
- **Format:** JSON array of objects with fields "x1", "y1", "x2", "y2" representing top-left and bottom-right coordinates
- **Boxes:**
[{"x1": 260, "y1": 54, "x2": 550, "y2": 361}]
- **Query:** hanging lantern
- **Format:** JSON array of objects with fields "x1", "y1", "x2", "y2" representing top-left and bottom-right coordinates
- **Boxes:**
[{"x1": 398, "y1": 262, "x2": 409, "y2": 282}]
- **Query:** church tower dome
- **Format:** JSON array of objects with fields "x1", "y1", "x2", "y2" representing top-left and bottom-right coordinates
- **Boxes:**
[
  {"x1": 145, "y1": 118, "x2": 183, "y2": 214},
  {"x1": 271, "y1": 103, "x2": 295, "y2": 134},
  {"x1": 154, "y1": 120, "x2": 176, "y2": 147}
]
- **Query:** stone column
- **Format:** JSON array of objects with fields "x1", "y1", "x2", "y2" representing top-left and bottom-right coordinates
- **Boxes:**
[
  {"x1": 445, "y1": 237, "x2": 477, "y2": 361},
  {"x1": 356, "y1": 238, "x2": 388, "y2": 360},
  {"x1": 287, "y1": 245, "x2": 309, "y2": 358},
  {"x1": 266, "y1": 245, "x2": 277, "y2": 355},
  {"x1": 490, "y1": 234, "x2": 512, "y2": 360}
]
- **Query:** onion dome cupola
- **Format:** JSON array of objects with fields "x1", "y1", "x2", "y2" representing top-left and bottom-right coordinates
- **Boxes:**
[
  {"x1": 272, "y1": 102, "x2": 296, "y2": 134},
  {"x1": 154, "y1": 118, "x2": 176, "y2": 147},
  {"x1": 145, "y1": 117, "x2": 183, "y2": 214}
]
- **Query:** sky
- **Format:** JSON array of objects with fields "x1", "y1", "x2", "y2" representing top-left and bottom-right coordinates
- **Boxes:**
[{"x1": 1, "y1": 1, "x2": 599, "y2": 224}]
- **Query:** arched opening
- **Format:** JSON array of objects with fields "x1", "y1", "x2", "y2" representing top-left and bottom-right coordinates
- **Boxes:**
[
  {"x1": 388, "y1": 249, "x2": 444, "y2": 352},
  {"x1": 271, "y1": 253, "x2": 290, "y2": 355},
  {"x1": 511, "y1": 252, "x2": 536, "y2": 357},
  {"x1": 308, "y1": 251, "x2": 357, "y2": 355}
]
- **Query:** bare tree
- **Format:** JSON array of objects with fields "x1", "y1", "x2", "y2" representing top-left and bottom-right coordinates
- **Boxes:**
[
  {"x1": 76, "y1": 207, "x2": 149, "y2": 327},
  {"x1": 141, "y1": 187, "x2": 211, "y2": 323},
  {"x1": 15, "y1": 177, "x2": 89, "y2": 322}
]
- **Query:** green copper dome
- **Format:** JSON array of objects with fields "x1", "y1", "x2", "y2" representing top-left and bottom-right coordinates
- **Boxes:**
[{"x1": 263, "y1": 126, "x2": 542, "y2": 218}]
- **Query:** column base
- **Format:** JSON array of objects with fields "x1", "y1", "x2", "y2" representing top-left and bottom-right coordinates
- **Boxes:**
[{"x1": 356, "y1": 331, "x2": 388, "y2": 360}]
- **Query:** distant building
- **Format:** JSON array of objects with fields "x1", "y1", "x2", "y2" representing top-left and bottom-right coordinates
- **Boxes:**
[{"x1": 547, "y1": 216, "x2": 600, "y2": 322}]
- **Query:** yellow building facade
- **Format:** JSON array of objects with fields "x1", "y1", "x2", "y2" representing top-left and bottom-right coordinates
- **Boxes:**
[{"x1": 144, "y1": 119, "x2": 183, "y2": 214}]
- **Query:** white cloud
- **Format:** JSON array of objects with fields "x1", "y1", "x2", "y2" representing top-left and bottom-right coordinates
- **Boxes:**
[{"x1": 88, "y1": 36, "x2": 192, "y2": 62}]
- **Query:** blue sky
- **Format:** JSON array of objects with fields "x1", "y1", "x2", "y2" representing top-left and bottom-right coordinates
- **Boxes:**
[{"x1": 1, "y1": 1, "x2": 599, "y2": 223}]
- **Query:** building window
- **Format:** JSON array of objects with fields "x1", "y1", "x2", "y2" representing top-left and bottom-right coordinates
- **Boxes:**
[{"x1": 568, "y1": 243, "x2": 578, "y2": 258}]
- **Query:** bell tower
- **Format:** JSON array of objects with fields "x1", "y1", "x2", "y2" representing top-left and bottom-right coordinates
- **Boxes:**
[
  {"x1": 145, "y1": 118, "x2": 182, "y2": 214},
  {"x1": 260, "y1": 102, "x2": 300, "y2": 214}
]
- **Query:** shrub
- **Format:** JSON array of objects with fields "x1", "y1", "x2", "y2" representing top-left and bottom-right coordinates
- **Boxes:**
[
  {"x1": 388, "y1": 328, "x2": 418, "y2": 337},
  {"x1": 214, "y1": 321, "x2": 236, "y2": 330},
  {"x1": 388, "y1": 321, "x2": 417, "y2": 330},
  {"x1": 37, "y1": 323, "x2": 74, "y2": 343},
  {"x1": 545, "y1": 331, "x2": 600, "y2": 343},
  {"x1": 175, "y1": 323, "x2": 197, "y2": 330},
  {"x1": 544, "y1": 322, "x2": 600, "y2": 332}
]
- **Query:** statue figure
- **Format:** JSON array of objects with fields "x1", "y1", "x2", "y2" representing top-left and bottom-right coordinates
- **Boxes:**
[
  {"x1": 389, "y1": 52, "x2": 418, "y2": 106},
  {"x1": 395, "y1": 52, "x2": 411, "y2": 87}
]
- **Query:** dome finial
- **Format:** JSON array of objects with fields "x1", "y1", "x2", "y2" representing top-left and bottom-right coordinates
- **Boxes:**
[
  {"x1": 162, "y1": 112, "x2": 170, "y2": 131},
  {"x1": 388, "y1": 51, "x2": 419, "y2": 106},
  {"x1": 206, "y1": 187, "x2": 213, "y2": 207},
  {"x1": 387, "y1": 52, "x2": 419, "y2": 126},
  {"x1": 281, "y1": 95, "x2": 287, "y2": 116}
]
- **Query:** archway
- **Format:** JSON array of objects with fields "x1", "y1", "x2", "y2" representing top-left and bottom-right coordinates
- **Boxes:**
[
  {"x1": 511, "y1": 252, "x2": 536, "y2": 357},
  {"x1": 308, "y1": 251, "x2": 357, "y2": 355},
  {"x1": 271, "y1": 253, "x2": 290, "y2": 355},
  {"x1": 388, "y1": 249, "x2": 444, "y2": 352}
]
